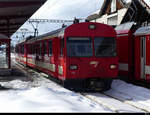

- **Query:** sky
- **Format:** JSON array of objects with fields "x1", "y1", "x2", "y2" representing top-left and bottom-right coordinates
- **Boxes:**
[{"x1": 11, "y1": 0, "x2": 103, "y2": 45}]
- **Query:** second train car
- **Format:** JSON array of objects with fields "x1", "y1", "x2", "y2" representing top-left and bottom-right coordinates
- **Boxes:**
[
  {"x1": 15, "y1": 22, "x2": 118, "y2": 91},
  {"x1": 115, "y1": 22, "x2": 150, "y2": 83}
]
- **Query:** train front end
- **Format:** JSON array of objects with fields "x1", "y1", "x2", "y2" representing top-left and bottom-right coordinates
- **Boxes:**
[{"x1": 61, "y1": 22, "x2": 118, "y2": 91}]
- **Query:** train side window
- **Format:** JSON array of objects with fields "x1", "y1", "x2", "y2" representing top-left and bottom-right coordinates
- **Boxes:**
[
  {"x1": 32, "y1": 45, "x2": 34, "y2": 54},
  {"x1": 30, "y1": 45, "x2": 32, "y2": 54},
  {"x1": 49, "y1": 40, "x2": 52, "y2": 56},
  {"x1": 28, "y1": 45, "x2": 31, "y2": 54},
  {"x1": 35, "y1": 44, "x2": 38, "y2": 55},
  {"x1": 23, "y1": 45, "x2": 24, "y2": 54},
  {"x1": 21, "y1": 45, "x2": 22, "y2": 54},
  {"x1": 40, "y1": 43, "x2": 42, "y2": 56},
  {"x1": 43, "y1": 42, "x2": 47, "y2": 55},
  {"x1": 33, "y1": 44, "x2": 35, "y2": 55},
  {"x1": 22, "y1": 45, "x2": 24, "y2": 54},
  {"x1": 60, "y1": 38, "x2": 64, "y2": 56}
]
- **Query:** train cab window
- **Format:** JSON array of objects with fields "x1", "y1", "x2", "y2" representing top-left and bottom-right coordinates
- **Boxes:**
[
  {"x1": 94, "y1": 37, "x2": 116, "y2": 57},
  {"x1": 67, "y1": 37, "x2": 93, "y2": 57},
  {"x1": 60, "y1": 38, "x2": 64, "y2": 56},
  {"x1": 49, "y1": 40, "x2": 52, "y2": 56}
]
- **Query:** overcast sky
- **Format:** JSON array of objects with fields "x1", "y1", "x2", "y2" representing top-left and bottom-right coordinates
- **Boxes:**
[{"x1": 32, "y1": 0, "x2": 102, "y2": 19}]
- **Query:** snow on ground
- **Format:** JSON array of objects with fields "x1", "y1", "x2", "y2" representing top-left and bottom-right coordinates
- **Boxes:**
[
  {"x1": 0, "y1": 79, "x2": 112, "y2": 113},
  {"x1": 0, "y1": 53, "x2": 148, "y2": 112},
  {"x1": 104, "y1": 80, "x2": 150, "y2": 112},
  {"x1": 0, "y1": 54, "x2": 112, "y2": 112}
]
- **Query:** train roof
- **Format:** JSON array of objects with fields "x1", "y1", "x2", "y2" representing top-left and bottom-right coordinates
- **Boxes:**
[
  {"x1": 26, "y1": 27, "x2": 66, "y2": 43},
  {"x1": 134, "y1": 26, "x2": 150, "y2": 36}
]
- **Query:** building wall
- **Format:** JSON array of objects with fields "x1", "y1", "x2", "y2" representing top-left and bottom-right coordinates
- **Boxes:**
[
  {"x1": 91, "y1": 14, "x2": 108, "y2": 24},
  {"x1": 90, "y1": 8, "x2": 128, "y2": 26},
  {"x1": 117, "y1": 8, "x2": 128, "y2": 25}
]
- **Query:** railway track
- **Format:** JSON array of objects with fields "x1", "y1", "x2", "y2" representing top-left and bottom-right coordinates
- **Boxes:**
[{"x1": 12, "y1": 60, "x2": 148, "y2": 113}]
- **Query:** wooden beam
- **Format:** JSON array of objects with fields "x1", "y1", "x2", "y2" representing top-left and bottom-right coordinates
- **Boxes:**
[{"x1": 0, "y1": 1, "x2": 45, "y2": 8}]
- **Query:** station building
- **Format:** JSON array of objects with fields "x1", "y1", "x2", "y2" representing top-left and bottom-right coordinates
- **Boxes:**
[{"x1": 86, "y1": 0, "x2": 150, "y2": 27}]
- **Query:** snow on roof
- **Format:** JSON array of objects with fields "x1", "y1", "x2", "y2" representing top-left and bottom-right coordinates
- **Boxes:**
[
  {"x1": 124, "y1": 0, "x2": 131, "y2": 3},
  {"x1": 0, "y1": 34, "x2": 9, "y2": 39},
  {"x1": 134, "y1": 26, "x2": 150, "y2": 36},
  {"x1": 115, "y1": 22, "x2": 135, "y2": 31}
]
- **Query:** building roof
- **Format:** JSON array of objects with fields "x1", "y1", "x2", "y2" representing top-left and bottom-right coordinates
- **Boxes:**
[
  {"x1": 0, "y1": 0, "x2": 46, "y2": 38},
  {"x1": 86, "y1": 0, "x2": 150, "y2": 25},
  {"x1": 86, "y1": 0, "x2": 126, "y2": 21}
]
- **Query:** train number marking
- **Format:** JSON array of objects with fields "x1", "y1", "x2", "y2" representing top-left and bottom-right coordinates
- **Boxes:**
[{"x1": 90, "y1": 61, "x2": 99, "y2": 68}]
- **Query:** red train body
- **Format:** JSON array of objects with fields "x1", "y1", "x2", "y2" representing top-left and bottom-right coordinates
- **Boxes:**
[
  {"x1": 134, "y1": 26, "x2": 150, "y2": 81},
  {"x1": 116, "y1": 22, "x2": 150, "y2": 83},
  {"x1": 15, "y1": 22, "x2": 118, "y2": 91}
]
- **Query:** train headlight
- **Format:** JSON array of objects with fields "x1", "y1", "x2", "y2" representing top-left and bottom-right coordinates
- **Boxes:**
[
  {"x1": 110, "y1": 64, "x2": 117, "y2": 69},
  {"x1": 70, "y1": 65, "x2": 78, "y2": 70}
]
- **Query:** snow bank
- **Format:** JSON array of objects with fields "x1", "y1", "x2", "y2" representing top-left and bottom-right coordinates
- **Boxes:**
[{"x1": 105, "y1": 80, "x2": 150, "y2": 112}]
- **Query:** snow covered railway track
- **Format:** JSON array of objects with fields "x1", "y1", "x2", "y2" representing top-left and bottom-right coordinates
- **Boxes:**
[
  {"x1": 13, "y1": 62, "x2": 148, "y2": 113},
  {"x1": 81, "y1": 93, "x2": 146, "y2": 113}
]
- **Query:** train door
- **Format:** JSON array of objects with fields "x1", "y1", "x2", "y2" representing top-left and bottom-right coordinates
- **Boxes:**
[
  {"x1": 58, "y1": 37, "x2": 65, "y2": 80},
  {"x1": 48, "y1": 39, "x2": 57, "y2": 76},
  {"x1": 140, "y1": 36, "x2": 146, "y2": 80},
  {"x1": 43, "y1": 41, "x2": 50, "y2": 72},
  {"x1": 35, "y1": 42, "x2": 43, "y2": 68}
]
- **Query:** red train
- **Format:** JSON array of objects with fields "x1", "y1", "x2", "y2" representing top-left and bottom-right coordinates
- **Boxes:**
[
  {"x1": 116, "y1": 22, "x2": 150, "y2": 83},
  {"x1": 15, "y1": 22, "x2": 118, "y2": 91}
]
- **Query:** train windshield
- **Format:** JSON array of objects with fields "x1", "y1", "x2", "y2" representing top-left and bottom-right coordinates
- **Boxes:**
[
  {"x1": 94, "y1": 37, "x2": 116, "y2": 57},
  {"x1": 67, "y1": 37, "x2": 93, "y2": 57}
]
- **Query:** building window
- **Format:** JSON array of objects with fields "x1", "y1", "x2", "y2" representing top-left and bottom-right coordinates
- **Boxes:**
[
  {"x1": 107, "y1": 15, "x2": 117, "y2": 25},
  {"x1": 111, "y1": 0, "x2": 116, "y2": 13}
]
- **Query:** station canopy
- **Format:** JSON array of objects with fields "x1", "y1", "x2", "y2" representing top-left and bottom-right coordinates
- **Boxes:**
[{"x1": 0, "y1": 0, "x2": 46, "y2": 38}]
